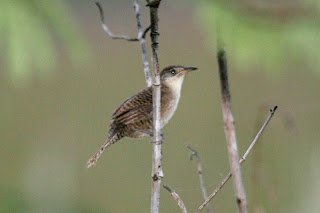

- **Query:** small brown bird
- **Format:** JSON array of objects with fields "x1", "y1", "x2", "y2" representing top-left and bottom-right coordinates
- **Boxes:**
[{"x1": 87, "y1": 65, "x2": 197, "y2": 168}]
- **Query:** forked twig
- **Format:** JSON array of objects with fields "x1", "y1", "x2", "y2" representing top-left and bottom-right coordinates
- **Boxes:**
[
  {"x1": 163, "y1": 184, "x2": 187, "y2": 213},
  {"x1": 133, "y1": 0, "x2": 152, "y2": 86},
  {"x1": 196, "y1": 106, "x2": 278, "y2": 213},
  {"x1": 95, "y1": 1, "x2": 152, "y2": 88},
  {"x1": 186, "y1": 144, "x2": 211, "y2": 213},
  {"x1": 95, "y1": 2, "x2": 150, "y2": 41}
]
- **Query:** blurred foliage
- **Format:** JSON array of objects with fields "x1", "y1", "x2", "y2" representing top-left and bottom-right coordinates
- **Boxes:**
[
  {"x1": 197, "y1": 0, "x2": 320, "y2": 77},
  {"x1": 0, "y1": 0, "x2": 91, "y2": 85},
  {"x1": 1, "y1": 1, "x2": 320, "y2": 212}
]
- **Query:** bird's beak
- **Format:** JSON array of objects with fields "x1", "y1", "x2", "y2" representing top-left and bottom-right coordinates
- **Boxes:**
[{"x1": 183, "y1": 66, "x2": 198, "y2": 73}]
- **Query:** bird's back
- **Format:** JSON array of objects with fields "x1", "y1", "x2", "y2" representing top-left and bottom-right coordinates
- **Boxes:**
[{"x1": 108, "y1": 84, "x2": 179, "y2": 138}]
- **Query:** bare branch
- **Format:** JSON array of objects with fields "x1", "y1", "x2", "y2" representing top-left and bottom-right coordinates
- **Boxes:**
[
  {"x1": 146, "y1": 0, "x2": 162, "y2": 7},
  {"x1": 196, "y1": 106, "x2": 278, "y2": 213},
  {"x1": 148, "y1": 1, "x2": 162, "y2": 213},
  {"x1": 95, "y1": 1, "x2": 152, "y2": 87},
  {"x1": 133, "y1": 0, "x2": 152, "y2": 86},
  {"x1": 217, "y1": 28, "x2": 248, "y2": 213},
  {"x1": 186, "y1": 144, "x2": 211, "y2": 213},
  {"x1": 241, "y1": 106, "x2": 277, "y2": 161},
  {"x1": 196, "y1": 172, "x2": 232, "y2": 213},
  {"x1": 141, "y1": 26, "x2": 152, "y2": 39},
  {"x1": 95, "y1": 2, "x2": 149, "y2": 41},
  {"x1": 163, "y1": 184, "x2": 187, "y2": 213}
]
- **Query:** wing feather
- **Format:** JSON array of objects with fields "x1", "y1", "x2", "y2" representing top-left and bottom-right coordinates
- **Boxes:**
[{"x1": 111, "y1": 87, "x2": 153, "y2": 125}]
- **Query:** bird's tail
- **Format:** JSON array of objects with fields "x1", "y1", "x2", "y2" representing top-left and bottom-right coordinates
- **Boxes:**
[{"x1": 87, "y1": 133, "x2": 122, "y2": 168}]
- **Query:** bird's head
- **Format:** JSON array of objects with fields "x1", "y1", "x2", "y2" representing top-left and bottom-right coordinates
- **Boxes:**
[{"x1": 160, "y1": 65, "x2": 197, "y2": 86}]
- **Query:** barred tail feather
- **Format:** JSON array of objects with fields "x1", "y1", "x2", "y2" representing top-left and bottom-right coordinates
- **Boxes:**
[{"x1": 87, "y1": 133, "x2": 121, "y2": 168}]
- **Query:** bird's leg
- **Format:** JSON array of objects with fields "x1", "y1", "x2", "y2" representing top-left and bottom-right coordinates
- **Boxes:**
[
  {"x1": 150, "y1": 131, "x2": 164, "y2": 143},
  {"x1": 133, "y1": 129, "x2": 164, "y2": 143},
  {"x1": 133, "y1": 128, "x2": 153, "y2": 137}
]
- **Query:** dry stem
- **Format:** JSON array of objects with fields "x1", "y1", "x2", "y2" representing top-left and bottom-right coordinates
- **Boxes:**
[
  {"x1": 163, "y1": 184, "x2": 187, "y2": 213},
  {"x1": 217, "y1": 34, "x2": 248, "y2": 213},
  {"x1": 196, "y1": 106, "x2": 278, "y2": 213},
  {"x1": 186, "y1": 144, "x2": 211, "y2": 213},
  {"x1": 95, "y1": 1, "x2": 152, "y2": 85},
  {"x1": 147, "y1": 1, "x2": 163, "y2": 213},
  {"x1": 133, "y1": 0, "x2": 152, "y2": 86}
]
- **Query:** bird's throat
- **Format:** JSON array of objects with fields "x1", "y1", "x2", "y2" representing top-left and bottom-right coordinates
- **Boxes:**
[{"x1": 160, "y1": 76, "x2": 185, "y2": 128}]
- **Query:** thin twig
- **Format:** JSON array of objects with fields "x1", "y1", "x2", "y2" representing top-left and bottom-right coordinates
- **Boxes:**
[
  {"x1": 95, "y1": 2, "x2": 150, "y2": 41},
  {"x1": 241, "y1": 106, "x2": 278, "y2": 161},
  {"x1": 148, "y1": 1, "x2": 163, "y2": 213},
  {"x1": 133, "y1": 0, "x2": 152, "y2": 86},
  {"x1": 163, "y1": 184, "x2": 187, "y2": 213},
  {"x1": 196, "y1": 106, "x2": 278, "y2": 213},
  {"x1": 217, "y1": 28, "x2": 248, "y2": 213},
  {"x1": 196, "y1": 172, "x2": 232, "y2": 213},
  {"x1": 185, "y1": 144, "x2": 211, "y2": 213},
  {"x1": 141, "y1": 26, "x2": 152, "y2": 39},
  {"x1": 95, "y1": 1, "x2": 152, "y2": 89}
]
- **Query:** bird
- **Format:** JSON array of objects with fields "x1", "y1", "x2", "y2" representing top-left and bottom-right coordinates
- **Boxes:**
[{"x1": 87, "y1": 65, "x2": 197, "y2": 168}]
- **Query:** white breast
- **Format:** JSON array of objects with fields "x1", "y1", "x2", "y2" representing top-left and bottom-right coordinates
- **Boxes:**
[{"x1": 160, "y1": 76, "x2": 185, "y2": 128}]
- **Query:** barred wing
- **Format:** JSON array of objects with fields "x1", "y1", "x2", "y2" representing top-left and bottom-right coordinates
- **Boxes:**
[{"x1": 111, "y1": 87, "x2": 153, "y2": 125}]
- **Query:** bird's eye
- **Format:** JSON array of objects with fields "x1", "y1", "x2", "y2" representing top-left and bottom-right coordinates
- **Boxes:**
[{"x1": 170, "y1": 69, "x2": 176, "y2": 75}]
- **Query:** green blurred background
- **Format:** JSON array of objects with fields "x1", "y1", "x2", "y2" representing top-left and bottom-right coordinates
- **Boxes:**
[{"x1": 1, "y1": 0, "x2": 319, "y2": 212}]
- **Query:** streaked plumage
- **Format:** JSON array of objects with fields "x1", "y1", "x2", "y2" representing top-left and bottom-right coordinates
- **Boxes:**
[{"x1": 87, "y1": 65, "x2": 197, "y2": 168}]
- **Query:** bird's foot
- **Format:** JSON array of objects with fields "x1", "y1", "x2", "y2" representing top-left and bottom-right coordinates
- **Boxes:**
[
  {"x1": 133, "y1": 129, "x2": 153, "y2": 137},
  {"x1": 150, "y1": 131, "x2": 164, "y2": 144},
  {"x1": 133, "y1": 129, "x2": 164, "y2": 144}
]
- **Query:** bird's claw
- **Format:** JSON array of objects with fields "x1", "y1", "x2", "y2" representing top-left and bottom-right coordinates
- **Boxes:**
[
  {"x1": 150, "y1": 131, "x2": 164, "y2": 144},
  {"x1": 132, "y1": 129, "x2": 164, "y2": 144}
]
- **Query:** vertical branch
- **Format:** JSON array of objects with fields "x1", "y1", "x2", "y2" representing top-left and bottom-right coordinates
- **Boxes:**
[
  {"x1": 196, "y1": 107, "x2": 278, "y2": 213},
  {"x1": 217, "y1": 31, "x2": 248, "y2": 212},
  {"x1": 133, "y1": 0, "x2": 152, "y2": 86},
  {"x1": 147, "y1": 1, "x2": 162, "y2": 213}
]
